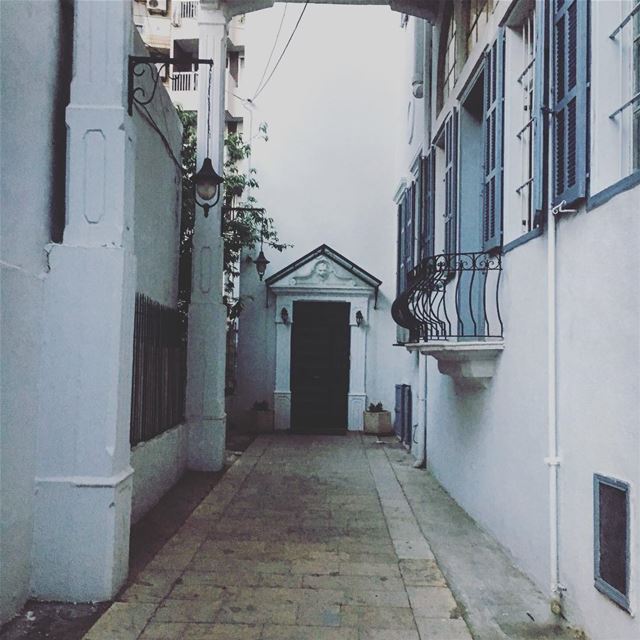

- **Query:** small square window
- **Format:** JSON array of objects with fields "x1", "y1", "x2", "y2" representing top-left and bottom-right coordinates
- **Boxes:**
[{"x1": 593, "y1": 474, "x2": 630, "y2": 612}]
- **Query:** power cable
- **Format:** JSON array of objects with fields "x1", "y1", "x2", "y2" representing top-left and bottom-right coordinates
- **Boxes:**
[
  {"x1": 253, "y1": 2, "x2": 309, "y2": 101},
  {"x1": 252, "y1": 2, "x2": 289, "y2": 99}
]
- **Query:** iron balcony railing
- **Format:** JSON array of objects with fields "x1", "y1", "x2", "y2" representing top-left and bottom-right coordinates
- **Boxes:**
[
  {"x1": 392, "y1": 251, "x2": 503, "y2": 342},
  {"x1": 180, "y1": 0, "x2": 198, "y2": 19},
  {"x1": 171, "y1": 70, "x2": 198, "y2": 92}
]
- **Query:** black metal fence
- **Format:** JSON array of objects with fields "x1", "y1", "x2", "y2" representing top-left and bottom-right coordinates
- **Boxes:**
[
  {"x1": 392, "y1": 252, "x2": 503, "y2": 342},
  {"x1": 130, "y1": 294, "x2": 187, "y2": 446}
]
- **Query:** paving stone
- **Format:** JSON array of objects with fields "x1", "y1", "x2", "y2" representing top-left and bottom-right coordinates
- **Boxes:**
[
  {"x1": 261, "y1": 624, "x2": 358, "y2": 640},
  {"x1": 406, "y1": 587, "x2": 458, "y2": 618},
  {"x1": 340, "y1": 605, "x2": 417, "y2": 630},
  {"x1": 152, "y1": 599, "x2": 221, "y2": 623},
  {"x1": 216, "y1": 601, "x2": 297, "y2": 624},
  {"x1": 118, "y1": 570, "x2": 182, "y2": 603},
  {"x1": 358, "y1": 629, "x2": 421, "y2": 640},
  {"x1": 82, "y1": 602, "x2": 157, "y2": 640},
  {"x1": 399, "y1": 560, "x2": 447, "y2": 587},
  {"x1": 414, "y1": 617, "x2": 473, "y2": 639},
  {"x1": 84, "y1": 435, "x2": 474, "y2": 640}
]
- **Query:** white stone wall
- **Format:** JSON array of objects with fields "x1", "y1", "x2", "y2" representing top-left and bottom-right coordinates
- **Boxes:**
[
  {"x1": 397, "y1": 2, "x2": 640, "y2": 638},
  {"x1": 555, "y1": 187, "x2": 640, "y2": 639},
  {"x1": 129, "y1": 32, "x2": 186, "y2": 520},
  {"x1": 0, "y1": 0, "x2": 68, "y2": 623}
]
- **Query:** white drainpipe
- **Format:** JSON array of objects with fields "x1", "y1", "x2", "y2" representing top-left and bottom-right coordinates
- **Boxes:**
[
  {"x1": 546, "y1": 200, "x2": 576, "y2": 603},
  {"x1": 413, "y1": 354, "x2": 427, "y2": 468}
]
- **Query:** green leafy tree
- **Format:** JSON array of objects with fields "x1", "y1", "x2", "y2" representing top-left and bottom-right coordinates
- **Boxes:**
[{"x1": 177, "y1": 109, "x2": 289, "y2": 321}]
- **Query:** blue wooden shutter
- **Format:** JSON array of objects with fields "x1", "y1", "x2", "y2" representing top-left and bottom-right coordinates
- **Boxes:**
[
  {"x1": 444, "y1": 109, "x2": 458, "y2": 256},
  {"x1": 403, "y1": 183, "x2": 415, "y2": 278},
  {"x1": 396, "y1": 203, "x2": 404, "y2": 296},
  {"x1": 482, "y1": 30, "x2": 505, "y2": 251},
  {"x1": 532, "y1": 0, "x2": 549, "y2": 227},
  {"x1": 552, "y1": 0, "x2": 589, "y2": 206},
  {"x1": 421, "y1": 148, "x2": 436, "y2": 260}
]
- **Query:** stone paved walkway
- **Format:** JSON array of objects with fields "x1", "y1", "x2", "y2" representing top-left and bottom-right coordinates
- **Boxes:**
[{"x1": 84, "y1": 435, "x2": 472, "y2": 640}]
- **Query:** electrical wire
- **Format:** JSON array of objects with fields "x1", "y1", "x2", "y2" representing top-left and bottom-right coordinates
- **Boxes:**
[
  {"x1": 253, "y1": 1, "x2": 309, "y2": 101},
  {"x1": 135, "y1": 102, "x2": 183, "y2": 170},
  {"x1": 252, "y1": 3, "x2": 288, "y2": 99}
]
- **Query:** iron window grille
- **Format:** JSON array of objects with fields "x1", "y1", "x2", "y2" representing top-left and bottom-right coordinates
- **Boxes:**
[
  {"x1": 608, "y1": 1, "x2": 640, "y2": 174},
  {"x1": 593, "y1": 474, "x2": 630, "y2": 612},
  {"x1": 513, "y1": 7, "x2": 537, "y2": 233}
]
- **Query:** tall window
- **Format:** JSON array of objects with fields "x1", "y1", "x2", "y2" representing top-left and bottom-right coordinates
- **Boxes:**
[
  {"x1": 468, "y1": 0, "x2": 493, "y2": 51},
  {"x1": 552, "y1": 0, "x2": 589, "y2": 205},
  {"x1": 514, "y1": 8, "x2": 537, "y2": 233},
  {"x1": 443, "y1": 15, "x2": 457, "y2": 104}
]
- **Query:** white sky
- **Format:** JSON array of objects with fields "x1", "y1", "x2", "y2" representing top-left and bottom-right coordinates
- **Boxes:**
[{"x1": 239, "y1": 3, "x2": 407, "y2": 278}]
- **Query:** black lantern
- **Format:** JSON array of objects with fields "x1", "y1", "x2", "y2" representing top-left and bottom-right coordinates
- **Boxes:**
[
  {"x1": 254, "y1": 249, "x2": 270, "y2": 280},
  {"x1": 355, "y1": 310, "x2": 364, "y2": 327},
  {"x1": 194, "y1": 157, "x2": 224, "y2": 217}
]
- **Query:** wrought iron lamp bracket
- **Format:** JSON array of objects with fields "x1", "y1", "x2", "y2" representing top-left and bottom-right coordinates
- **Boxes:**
[{"x1": 127, "y1": 55, "x2": 214, "y2": 116}]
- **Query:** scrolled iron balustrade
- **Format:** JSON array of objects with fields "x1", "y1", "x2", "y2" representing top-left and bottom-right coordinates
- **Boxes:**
[{"x1": 392, "y1": 251, "x2": 503, "y2": 342}]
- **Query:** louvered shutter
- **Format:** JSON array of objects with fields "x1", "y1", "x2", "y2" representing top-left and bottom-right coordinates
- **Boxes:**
[
  {"x1": 421, "y1": 148, "x2": 436, "y2": 260},
  {"x1": 444, "y1": 109, "x2": 458, "y2": 256},
  {"x1": 406, "y1": 182, "x2": 416, "y2": 271},
  {"x1": 532, "y1": 0, "x2": 549, "y2": 227},
  {"x1": 552, "y1": 0, "x2": 589, "y2": 206},
  {"x1": 397, "y1": 201, "x2": 405, "y2": 295},
  {"x1": 482, "y1": 30, "x2": 505, "y2": 251}
]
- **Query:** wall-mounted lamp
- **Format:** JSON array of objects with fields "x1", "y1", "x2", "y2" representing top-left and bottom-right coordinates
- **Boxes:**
[
  {"x1": 194, "y1": 157, "x2": 224, "y2": 217},
  {"x1": 355, "y1": 310, "x2": 364, "y2": 327},
  {"x1": 254, "y1": 250, "x2": 270, "y2": 281},
  {"x1": 280, "y1": 307, "x2": 289, "y2": 325}
]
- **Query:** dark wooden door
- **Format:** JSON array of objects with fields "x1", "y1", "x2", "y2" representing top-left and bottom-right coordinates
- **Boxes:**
[{"x1": 290, "y1": 301, "x2": 350, "y2": 433}]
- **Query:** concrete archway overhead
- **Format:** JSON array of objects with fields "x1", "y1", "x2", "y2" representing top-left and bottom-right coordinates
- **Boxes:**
[{"x1": 219, "y1": 0, "x2": 440, "y2": 22}]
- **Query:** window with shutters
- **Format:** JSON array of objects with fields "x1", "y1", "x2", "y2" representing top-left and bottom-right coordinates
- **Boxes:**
[
  {"x1": 420, "y1": 149, "x2": 436, "y2": 261},
  {"x1": 552, "y1": 0, "x2": 589, "y2": 206},
  {"x1": 441, "y1": 14, "x2": 458, "y2": 106},
  {"x1": 513, "y1": 9, "x2": 537, "y2": 233},
  {"x1": 439, "y1": 110, "x2": 458, "y2": 256},
  {"x1": 396, "y1": 187, "x2": 415, "y2": 296},
  {"x1": 594, "y1": 474, "x2": 630, "y2": 612},
  {"x1": 483, "y1": 32, "x2": 505, "y2": 251},
  {"x1": 503, "y1": 1, "x2": 545, "y2": 243},
  {"x1": 607, "y1": 1, "x2": 640, "y2": 179},
  {"x1": 467, "y1": 0, "x2": 494, "y2": 52}
]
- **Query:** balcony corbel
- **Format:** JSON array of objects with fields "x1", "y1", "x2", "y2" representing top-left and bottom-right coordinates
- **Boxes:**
[{"x1": 405, "y1": 341, "x2": 504, "y2": 389}]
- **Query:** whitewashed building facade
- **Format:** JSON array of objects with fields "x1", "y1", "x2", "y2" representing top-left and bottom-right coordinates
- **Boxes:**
[{"x1": 391, "y1": 2, "x2": 640, "y2": 639}]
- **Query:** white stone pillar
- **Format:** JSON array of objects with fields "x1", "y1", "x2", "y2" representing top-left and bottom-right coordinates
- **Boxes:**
[
  {"x1": 348, "y1": 301, "x2": 369, "y2": 430},
  {"x1": 274, "y1": 299, "x2": 293, "y2": 430},
  {"x1": 186, "y1": 3, "x2": 229, "y2": 470},
  {"x1": 32, "y1": 0, "x2": 135, "y2": 602}
]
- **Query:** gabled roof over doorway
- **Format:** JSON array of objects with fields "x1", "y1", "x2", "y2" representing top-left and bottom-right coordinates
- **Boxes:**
[{"x1": 265, "y1": 244, "x2": 382, "y2": 306}]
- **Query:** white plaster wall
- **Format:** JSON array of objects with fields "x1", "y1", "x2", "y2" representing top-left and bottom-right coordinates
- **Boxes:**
[
  {"x1": 0, "y1": 0, "x2": 65, "y2": 623},
  {"x1": 229, "y1": 5, "x2": 411, "y2": 424},
  {"x1": 130, "y1": 424, "x2": 189, "y2": 523},
  {"x1": 132, "y1": 33, "x2": 183, "y2": 306},
  {"x1": 555, "y1": 187, "x2": 640, "y2": 640},
  {"x1": 426, "y1": 234, "x2": 551, "y2": 591},
  {"x1": 129, "y1": 32, "x2": 186, "y2": 520}
]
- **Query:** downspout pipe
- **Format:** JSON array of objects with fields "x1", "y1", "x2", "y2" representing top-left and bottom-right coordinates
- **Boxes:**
[
  {"x1": 413, "y1": 354, "x2": 427, "y2": 468},
  {"x1": 546, "y1": 199, "x2": 576, "y2": 605}
]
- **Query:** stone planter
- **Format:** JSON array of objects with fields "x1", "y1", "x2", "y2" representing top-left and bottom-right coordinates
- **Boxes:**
[
  {"x1": 246, "y1": 409, "x2": 274, "y2": 433},
  {"x1": 363, "y1": 410, "x2": 392, "y2": 435}
]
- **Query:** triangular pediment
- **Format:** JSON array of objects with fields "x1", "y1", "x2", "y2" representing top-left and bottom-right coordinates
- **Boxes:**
[{"x1": 266, "y1": 245, "x2": 382, "y2": 293}]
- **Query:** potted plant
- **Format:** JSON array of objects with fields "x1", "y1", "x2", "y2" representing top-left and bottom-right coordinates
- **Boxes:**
[
  {"x1": 247, "y1": 400, "x2": 274, "y2": 433},
  {"x1": 363, "y1": 402, "x2": 392, "y2": 435}
]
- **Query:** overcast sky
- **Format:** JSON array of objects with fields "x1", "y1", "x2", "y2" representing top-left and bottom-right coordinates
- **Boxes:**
[{"x1": 239, "y1": 3, "x2": 407, "y2": 278}]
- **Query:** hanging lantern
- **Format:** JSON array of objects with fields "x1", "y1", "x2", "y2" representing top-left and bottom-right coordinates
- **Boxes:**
[{"x1": 254, "y1": 249, "x2": 270, "y2": 280}]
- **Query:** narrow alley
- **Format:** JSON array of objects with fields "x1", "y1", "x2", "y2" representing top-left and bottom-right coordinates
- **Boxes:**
[{"x1": 83, "y1": 436, "x2": 574, "y2": 640}]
